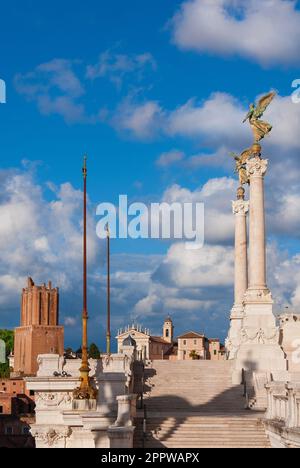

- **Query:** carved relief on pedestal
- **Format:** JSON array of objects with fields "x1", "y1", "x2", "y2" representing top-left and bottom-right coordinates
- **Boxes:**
[
  {"x1": 225, "y1": 337, "x2": 240, "y2": 359},
  {"x1": 35, "y1": 392, "x2": 73, "y2": 409},
  {"x1": 31, "y1": 427, "x2": 72, "y2": 448},
  {"x1": 246, "y1": 156, "x2": 268, "y2": 178},
  {"x1": 239, "y1": 327, "x2": 279, "y2": 345}
]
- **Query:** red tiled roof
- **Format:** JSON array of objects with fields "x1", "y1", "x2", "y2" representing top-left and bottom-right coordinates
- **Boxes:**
[
  {"x1": 150, "y1": 336, "x2": 170, "y2": 344},
  {"x1": 178, "y1": 332, "x2": 205, "y2": 339}
]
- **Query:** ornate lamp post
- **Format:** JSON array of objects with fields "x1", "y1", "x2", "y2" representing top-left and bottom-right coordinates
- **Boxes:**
[
  {"x1": 106, "y1": 224, "x2": 111, "y2": 355},
  {"x1": 74, "y1": 156, "x2": 97, "y2": 400}
]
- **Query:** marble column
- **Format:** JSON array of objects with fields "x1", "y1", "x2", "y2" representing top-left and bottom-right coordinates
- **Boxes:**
[
  {"x1": 226, "y1": 187, "x2": 249, "y2": 360},
  {"x1": 247, "y1": 156, "x2": 268, "y2": 292},
  {"x1": 233, "y1": 144, "x2": 286, "y2": 386}
]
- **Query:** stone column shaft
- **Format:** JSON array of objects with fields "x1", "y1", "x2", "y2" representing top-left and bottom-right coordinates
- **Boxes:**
[
  {"x1": 226, "y1": 192, "x2": 249, "y2": 360},
  {"x1": 247, "y1": 157, "x2": 268, "y2": 291},
  {"x1": 233, "y1": 198, "x2": 249, "y2": 307}
]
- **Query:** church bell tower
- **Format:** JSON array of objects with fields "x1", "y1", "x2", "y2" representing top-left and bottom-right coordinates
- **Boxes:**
[{"x1": 163, "y1": 316, "x2": 174, "y2": 344}]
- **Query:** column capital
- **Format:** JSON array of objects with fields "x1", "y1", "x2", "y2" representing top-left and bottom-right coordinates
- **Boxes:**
[
  {"x1": 246, "y1": 156, "x2": 268, "y2": 178},
  {"x1": 232, "y1": 199, "x2": 249, "y2": 215}
]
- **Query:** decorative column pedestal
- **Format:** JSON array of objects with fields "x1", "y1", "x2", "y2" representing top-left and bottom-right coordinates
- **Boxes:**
[
  {"x1": 226, "y1": 188, "x2": 249, "y2": 360},
  {"x1": 26, "y1": 354, "x2": 137, "y2": 448},
  {"x1": 107, "y1": 395, "x2": 137, "y2": 448},
  {"x1": 233, "y1": 151, "x2": 287, "y2": 386}
]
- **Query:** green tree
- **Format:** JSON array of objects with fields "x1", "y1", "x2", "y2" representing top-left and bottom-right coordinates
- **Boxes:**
[
  {"x1": 0, "y1": 329, "x2": 14, "y2": 378},
  {"x1": 190, "y1": 350, "x2": 200, "y2": 361},
  {"x1": 0, "y1": 330, "x2": 14, "y2": 354},
  {"x1": 0, "y1": 362, "x2": 10, "y2": 378},
  {"x1": 89, "y1": 343, "x2": 101, "y2": 359}
]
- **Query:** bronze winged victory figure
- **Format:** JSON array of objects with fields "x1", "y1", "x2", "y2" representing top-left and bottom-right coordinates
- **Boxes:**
[
  {"x1": 243, "y1": 91, "x2": 276, "y2": 143},
  {"x1": 230, "y1": 148, "x2": 253, "y2": 186}
]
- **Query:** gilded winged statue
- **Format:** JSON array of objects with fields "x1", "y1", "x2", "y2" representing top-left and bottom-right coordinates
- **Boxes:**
[
  {"x1": 230, "y1": 148, "x2": 253, "y2": 186},
  {"x1": 243, "y1": 91, "x2": 276, "y2": 143}
]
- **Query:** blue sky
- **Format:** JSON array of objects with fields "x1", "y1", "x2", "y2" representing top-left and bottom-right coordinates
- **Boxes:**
[{"x1": 1, "y1": 0, "x2": 300, "y2": 350}]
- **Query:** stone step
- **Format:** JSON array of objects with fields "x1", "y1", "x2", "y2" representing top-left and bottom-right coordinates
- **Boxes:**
[
  {"x1": 136, "y1": 434, "x2": 268, "y2": 438},
  {"x1": 135, "y1": 443, "x2": 270, "y2": 448},
  {"x1": 134, "y1": 360, "x2": 270, "y2": 448}
]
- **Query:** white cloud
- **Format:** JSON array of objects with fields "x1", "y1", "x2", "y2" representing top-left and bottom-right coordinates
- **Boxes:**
[
  {"x1": 264, "y1": 95, "x2": 300, "y2": 150},
  {"x1": 112, "y1": 98, "x2": 164, "y2": 139},
  {"x1": 162, "y1": 178, "x2": 236, "y2": 244},
  {"x1": 64, "y1": 317, "x2": 77, "y2": 327},
  {"x1": 0, "y1": 167, "x2": 99, "y2": 318},
  {"x1": 15, "y1": 59, "x2": 89, "y2": 124},
  {"x1": 154, "y1": 242, "x2": 234, "y2": 289},
  {"x1": 115, "y1": 92, "x2": 248, "y2": 144},
  {"x1": 86, "y1": 50, "x2": 156, "y2": 87},
  {"x1": 156, "y1": 150, "x2": 185, "y2": 168},
  {"x1": 170, "y1": 0, "x2": 300, "y2": 66},
  {"x1": 117, "y1": 92, "x2": 300, "y2": 155},
  {"x1": 166, "y1": 92, "x2": 247, "y2": 145},
  {"x1": 15, "y1": 50, "x2": 157, "y2": 125}
]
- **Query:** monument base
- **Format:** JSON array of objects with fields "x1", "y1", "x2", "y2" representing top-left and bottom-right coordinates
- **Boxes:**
[
  {"x1": 226, "y1": 305, "x2": 245, "y2": 360},
  {"x1": 233, "y1": 290, "x2": 287, "y2": 387}
]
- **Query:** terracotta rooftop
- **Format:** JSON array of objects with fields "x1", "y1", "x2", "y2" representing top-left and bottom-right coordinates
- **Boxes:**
[
  {"x1": 150, "y1": 336, "x2": 170, "y2": 344},
  {"x1": 178, "y1": 332, "x2": 205, "y2": 339}
]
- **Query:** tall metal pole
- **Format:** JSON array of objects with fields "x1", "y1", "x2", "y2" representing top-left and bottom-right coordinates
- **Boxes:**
[
  {"x1": 106, "y1": 225, "x2": 111, "y2": 355},
  {"x1": 74, "y1": 156, "x2": 96, "y2": 400}
]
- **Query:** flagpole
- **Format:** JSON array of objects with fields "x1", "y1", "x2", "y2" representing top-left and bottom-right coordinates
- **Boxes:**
[
  {"x1": 74, "y1": 156, "x2": 96, "y2": 400},
  {"x1": 106, "y1": 225, "x2": 111, "y2": 355}
]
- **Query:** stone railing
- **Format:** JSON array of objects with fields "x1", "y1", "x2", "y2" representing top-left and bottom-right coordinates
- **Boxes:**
[
  {"x1": 265, "y1": 382, "x2": 300, "y2": 427},
  {"x1": 265, "y1": 381, "x2": 300, "y2": 448}
]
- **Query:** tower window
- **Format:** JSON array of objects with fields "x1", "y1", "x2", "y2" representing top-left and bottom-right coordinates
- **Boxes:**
[{"x1": 166, "y1": 329, "x2": 169, "y2": 337}]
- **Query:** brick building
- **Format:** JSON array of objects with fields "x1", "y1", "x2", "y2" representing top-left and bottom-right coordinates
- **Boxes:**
[
  {"x1": 208, "y1": 339, "x2": 225, "y2": 361},
  {"x1": 0, "y1": 415, "x2": 35, "y2": 448},
  {"x1": 178, "y1": 332, "x2": 207, "y2": 360},
  {"x1": 14, "y1": 278, "x2": 64, "y2": 376},
  {"x1": 0, "y1": 378, "x2": 34, "y2": 415},
  {"x1": 0, "y1": 378, "x2": 35, "y2": 448},
  {"x1": 178, "y1": 333, "x2": 225, "y2": 361}
]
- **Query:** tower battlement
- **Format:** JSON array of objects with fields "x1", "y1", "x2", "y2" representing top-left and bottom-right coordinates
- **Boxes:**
[{"x1": 14, "y1": 278, "x2": 64, "y2": 376}]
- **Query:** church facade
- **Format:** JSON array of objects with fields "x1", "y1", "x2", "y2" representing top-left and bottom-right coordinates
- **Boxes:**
[
  {"x1": 117, "y1": 317, "x2": 176, "y2": 361},
  {"x1": 117, "y1": 317, "x2": 224, "y2": 361}
]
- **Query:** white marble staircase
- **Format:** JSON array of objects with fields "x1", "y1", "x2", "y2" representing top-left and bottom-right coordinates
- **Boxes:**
[{"x1": 134, "y1": 361, "x2": 271, "y2": 448}]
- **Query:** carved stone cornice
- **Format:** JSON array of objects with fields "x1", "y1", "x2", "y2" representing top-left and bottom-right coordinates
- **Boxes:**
[
  {"x1": 246, "y1": 156, "x2": 268, "y2": 178},
  {"x1": 232, "y1": 199, "x2": 249, "y2": 215}
]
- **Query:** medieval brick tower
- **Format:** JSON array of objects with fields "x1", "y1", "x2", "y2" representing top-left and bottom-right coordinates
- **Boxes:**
[{"x1": 14, "y1": 278, "x2": 64, "y2": 376}]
